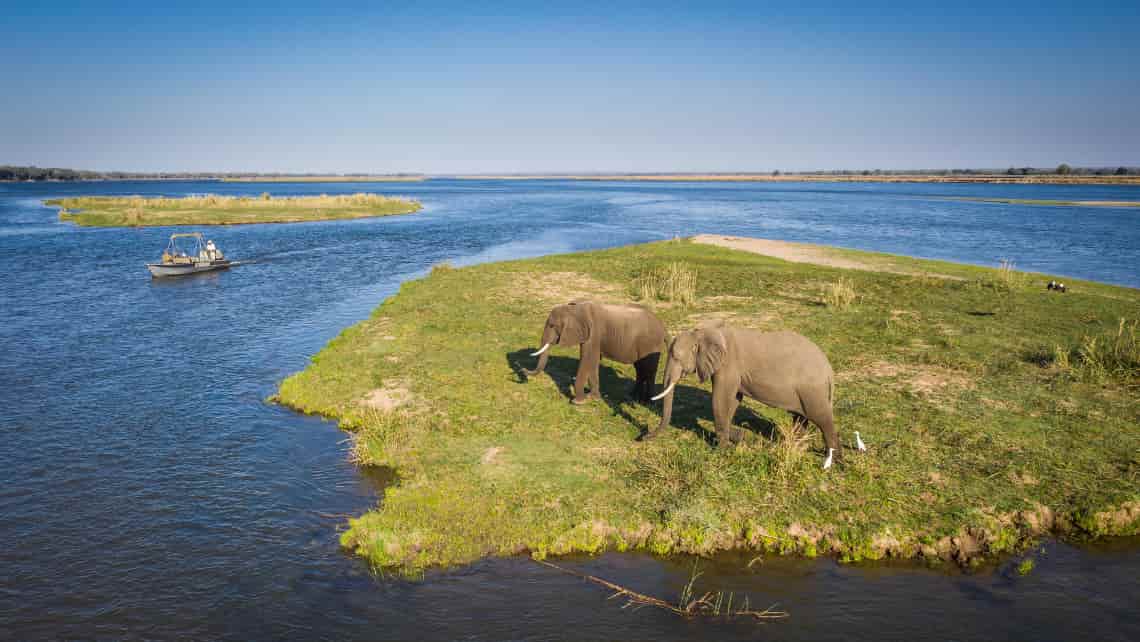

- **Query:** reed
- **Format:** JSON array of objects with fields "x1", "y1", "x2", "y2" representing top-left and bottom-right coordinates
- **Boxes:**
[
  {"x1": 821, "y1": 276, "x2": 857, "y2": 308},
  {"x1": 633, "y1": 262, "x2": 697, "y2": 305}
]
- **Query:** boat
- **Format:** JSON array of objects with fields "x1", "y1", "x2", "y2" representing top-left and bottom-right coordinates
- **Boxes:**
[{"x1": 147, "y1": 232, "x2": 232, "y2": 278}]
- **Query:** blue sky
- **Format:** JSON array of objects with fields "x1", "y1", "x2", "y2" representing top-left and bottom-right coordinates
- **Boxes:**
[{"x1": 2, "y1": 1, "x2": 1138, "y2": 173}]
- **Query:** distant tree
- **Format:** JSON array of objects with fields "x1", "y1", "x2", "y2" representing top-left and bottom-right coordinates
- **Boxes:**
[
  {"x1": 772, "y1": 169, "x2": 780, "y2": 176},
  {"x1": 861, "y1": 169, "x2": 872, "y2": 176},
  {"x1": 1006, "y1": 167, "x2": 1017, "y2": 175},
  {"x1": 1116, "y1": 167, "x2": 1129, "y2": 176},
  {"x1": 1056, "y1": 163, "x2": 1072, "y2": 175}
]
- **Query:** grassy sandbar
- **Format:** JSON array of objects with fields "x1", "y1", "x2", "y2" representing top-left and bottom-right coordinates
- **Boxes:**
[
  {"x1": 49, "y1": 193, "x2": 422, "y2": 227},
  {"x1": 276, "y1": 240, "x2": 1139, "y2": 574}
]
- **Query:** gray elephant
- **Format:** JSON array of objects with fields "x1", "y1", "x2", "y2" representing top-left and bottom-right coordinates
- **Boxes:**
[
  {"x1": 648, "y1": 323, "x2": 847, "y2": 468},
  {"x1": 525, "y1": 300, "x2": 667, "y2": 404}
]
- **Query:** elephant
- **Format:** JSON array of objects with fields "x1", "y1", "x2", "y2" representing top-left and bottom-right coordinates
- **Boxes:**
[
  {"x1": 647, "y1": 323, "x2": 844, "y2": 468},
  {"x1": 525, "y1": 300, "x2": 667, "y2": 404}
]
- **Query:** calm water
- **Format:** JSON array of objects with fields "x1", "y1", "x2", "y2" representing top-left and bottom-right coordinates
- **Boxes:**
[{"x1": 1, "y1": 179, "x2": 1137, "y2": 640}]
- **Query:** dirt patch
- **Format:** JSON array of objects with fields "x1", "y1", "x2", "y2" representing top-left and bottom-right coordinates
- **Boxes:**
[
  {"x1": 481, "y1": 446, "x2": 504, "y2": 465},
  {"x1": 693, "y1": 234, "x2": 961, "y2": 280},
  {"x1": 703, "y1": 294, "x2": 754, "y2": 304},
  {"x1": 686, "y1": 307, "x2": 781, "y2": 330},
  {"x1": 509, "y1": 270, "x2": 624, "y2": 305},
  {"x1": 360, "y1": 381, "x2": 413, "y2": 411},
  {"x1": 842, "y1": 360, "x2": 974, "y2": 396}
]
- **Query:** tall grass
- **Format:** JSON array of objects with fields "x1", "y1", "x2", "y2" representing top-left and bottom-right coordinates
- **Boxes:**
[
  {"x1": 1076, "y1": 319, "x2": 1140, "y2": 383},
  {"x1": 996, "y1": 259, "x2": 1029, "y2": 290},
  {"x1": 633, "y1": 262, "x2": 697, "y2": 305},
  {"x1": 820, "y1": 276, "x2": 857, "y2": 308},
  {"x1": 1029, "y1": 319, "x2": 1139, "y2": 384}
]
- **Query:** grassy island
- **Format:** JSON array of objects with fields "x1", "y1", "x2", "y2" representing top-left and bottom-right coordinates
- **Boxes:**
[
  {"x1": 276, "y1": 238, "x2": 1139, "y2": 574},
  {"x1": 221, "y1": 176, "x2": 426, "y2": 183},
  {"x1": 48, "y1": 193, "x2": 422, "y2": 227}
]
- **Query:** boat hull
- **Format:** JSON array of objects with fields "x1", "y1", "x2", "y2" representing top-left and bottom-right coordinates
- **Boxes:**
[{"x1": 147, "y1": 260, "x2": 231, "y2": 278}]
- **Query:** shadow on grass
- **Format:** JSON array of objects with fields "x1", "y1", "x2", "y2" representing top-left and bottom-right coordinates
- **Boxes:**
[{"x1": 505, "y1": 349, "x2": 777, "y2": 446}]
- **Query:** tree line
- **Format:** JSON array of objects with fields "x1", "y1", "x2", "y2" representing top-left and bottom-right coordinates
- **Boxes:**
[{"x1": 0, "y1": 166, "x2": 426, "y2": 181}]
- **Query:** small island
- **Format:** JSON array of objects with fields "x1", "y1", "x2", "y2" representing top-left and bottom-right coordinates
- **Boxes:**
[
  {"x1": 47, "y1": 193, "x2": 422, "y2": 227},
  {"x1": 275, "y1": 237, "x2": 1139, "y2": 574},
  {"x1": 221, "y1": 175, "x2": 426, "y2": 183}
]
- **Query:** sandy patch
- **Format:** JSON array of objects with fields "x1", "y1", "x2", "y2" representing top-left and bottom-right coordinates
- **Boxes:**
[
  {"x1": 685, "y1": 309, "x2": 780, "y2": 329},
  {"x1": 509, "y1": 270, "x2": 624, "y2": 305},
  {"x1": 703, "y1": 294, "x2": 754, "y2": 304},
  {"x1": 481, "y1": 446, "x2": 504, "y2": 465},
  {"x1": 359, "y1": 381, "x2": 413, "y2": 411},
  {"x1": 693, "y1": 234, "x2": 962, "y2": 280},
  {"x1": 841, "y1": 360, "x2": 974, "y2": 396}
]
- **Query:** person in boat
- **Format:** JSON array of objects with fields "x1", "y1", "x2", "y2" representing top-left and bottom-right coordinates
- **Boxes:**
[{"x1": 205, "y1": 240, "x2": 223, "y2": 261}]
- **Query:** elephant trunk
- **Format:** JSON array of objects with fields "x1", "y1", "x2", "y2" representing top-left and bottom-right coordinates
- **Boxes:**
[
  {"x1": 652, "y1": 356, "x2": 684, "y2": 432},
  {"x1": 525, "y1": 327, "x2": 556, "y2": 376}
]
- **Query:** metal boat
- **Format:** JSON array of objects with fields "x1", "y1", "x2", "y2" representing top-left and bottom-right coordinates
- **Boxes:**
[{"x1": 147, "y1": 232, "x2": 232, "y2": 278}]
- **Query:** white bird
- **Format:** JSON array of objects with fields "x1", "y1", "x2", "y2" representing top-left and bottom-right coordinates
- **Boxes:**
[
  {"x1": 822, "y1": 448, "x2": 834, "y2": 470},
  {"x1": 855, "y1": 431, "x2": 867, "y2": 452}
]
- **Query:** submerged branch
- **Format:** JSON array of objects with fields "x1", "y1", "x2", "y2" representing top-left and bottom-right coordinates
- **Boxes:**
[{"x1": 535, "y1": 560, "x2": 789, "y2": 621}]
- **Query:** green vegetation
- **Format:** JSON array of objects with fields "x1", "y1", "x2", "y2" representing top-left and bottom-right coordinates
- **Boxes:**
[
  {"x1": 275, "y1": 240, "x2": 1140, "y2": 574},
  {"x1": 48, "y1": 193, "x2": 421, "y2": 227},
  {"x1": 821, "y1": 276, "x2": 858, "y2": 308},
  {"x1": 632, "y1": 261, "x2": 698, "y2": 305},
  {"x1": 221, "y1": 175, "x2": 425, "y2": 183},
  {"x1": 1017, "y1": 558, "x2": 1035, "y2": 575}
]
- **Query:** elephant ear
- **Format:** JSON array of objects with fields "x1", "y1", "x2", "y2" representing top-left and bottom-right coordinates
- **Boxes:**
[
  {"x1": 695, "y1": 327, "x2": 727, "y2": 383},
  {"x1": 559, "y1": 301, "x2": 592, "y2": 345}
]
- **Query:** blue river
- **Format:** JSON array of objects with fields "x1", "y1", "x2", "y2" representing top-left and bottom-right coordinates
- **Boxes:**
[{"x1": 1, "y1": 179, "x2": 1137, "y2": 640}]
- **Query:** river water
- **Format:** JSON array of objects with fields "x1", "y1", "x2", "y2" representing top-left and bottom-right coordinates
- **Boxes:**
[{"x1": 1, "y1": 179, "x2": 1137, "y2": 640}]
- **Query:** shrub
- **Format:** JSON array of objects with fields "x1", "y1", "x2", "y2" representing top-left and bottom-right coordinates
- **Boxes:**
[
  {"x1": 430, "y1": 261, "x2": 456, "y2": 275},
  {"x1": 821, "y1": 276, "x2": 857, "y2": 308},
  {"x1": 633, "y1": 263, "x2": 697, "y2": 305},
  {"x1": 1026, "y1": 319, "x2": 1138, "y2": 384},
  {"x1": 1076, "y1": 319, "x2": 1139, "y2": 383}
]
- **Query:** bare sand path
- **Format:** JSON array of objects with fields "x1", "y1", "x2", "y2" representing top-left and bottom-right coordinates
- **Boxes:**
[{"x1": 691, "y1": 234, "x2": 963, "y2": 279}]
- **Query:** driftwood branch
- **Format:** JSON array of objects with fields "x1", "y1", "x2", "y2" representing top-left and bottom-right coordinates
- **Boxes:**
[{"x1": 535, "y1": 559, "x2": 788, "y2": 621}]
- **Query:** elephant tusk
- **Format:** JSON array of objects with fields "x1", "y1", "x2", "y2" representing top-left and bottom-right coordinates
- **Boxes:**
[
  {"x1": 822, "y1": 448, "x2": 834, "y2": 470},
  {"x1": 530, "y1": 343, "x2": 550, "y2": 357},
  {"x1": 650, "y1": 381, "x2": 675, "y2": 401}
]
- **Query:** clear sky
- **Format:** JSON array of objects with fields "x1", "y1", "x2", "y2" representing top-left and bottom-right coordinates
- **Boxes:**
[{"x1": 2, "y1": 1, "x2": 1138, "y2": 173}]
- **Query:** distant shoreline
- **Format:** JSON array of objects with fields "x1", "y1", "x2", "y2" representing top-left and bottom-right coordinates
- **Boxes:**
[
  {"x1": 450, "y1": 173, "x2": 1140, "y2": 185},
  {"x1": 221, "y1": 176, "x2": 426, "y2": 183},
  {"x1": 5, "y1": 171, "x2": 1139, "y2": 186}
]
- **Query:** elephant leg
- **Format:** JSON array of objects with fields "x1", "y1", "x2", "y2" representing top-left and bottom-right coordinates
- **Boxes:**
[
  {"x1": 712, "y1": 376, "x2": 744, "y2": 448},
  {"x1": 633, "y1": 353, "x2": 660, "y2": 404},
  {"x1": 807, "y1": 407, "x2": 841, "y2": 463},
  {"x1": 571, "y1": 343, "x2": 601, "y2": 404}
]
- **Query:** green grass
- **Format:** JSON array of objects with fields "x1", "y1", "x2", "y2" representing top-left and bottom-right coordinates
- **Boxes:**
[
  {"x1": 47, "y1": 193, "x2": 421, "y2": 227},
  {"x1": 221, "y1": 176, "x2": 426, "y2": 183},
  {"x1": 274, "y1": 240, "x2": 1140, "y2": 574}
]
